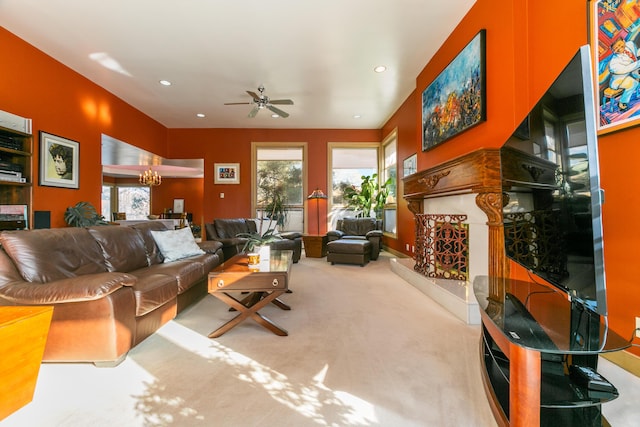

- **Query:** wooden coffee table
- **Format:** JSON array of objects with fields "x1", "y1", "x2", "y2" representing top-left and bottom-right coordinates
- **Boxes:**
[{"x1": 207, "y1": 250, "x2": 293, "y2": 337}]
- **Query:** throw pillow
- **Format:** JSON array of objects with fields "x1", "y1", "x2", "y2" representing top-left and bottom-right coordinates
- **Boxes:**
[{"x1": 150, "y1": 227, "x2": 205, "y2": 263}]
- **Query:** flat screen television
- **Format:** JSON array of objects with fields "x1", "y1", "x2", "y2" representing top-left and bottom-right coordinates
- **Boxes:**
[{"x1": 501, "y1": 45, "x2": 607, "y2": 316}]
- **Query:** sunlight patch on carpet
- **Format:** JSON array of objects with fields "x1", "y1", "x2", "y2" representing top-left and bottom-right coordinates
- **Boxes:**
[{"x1": 155, "y1": 320, "x2": 379, "y2": 425}]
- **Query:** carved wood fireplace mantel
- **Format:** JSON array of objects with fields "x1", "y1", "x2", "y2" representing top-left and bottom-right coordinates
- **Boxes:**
[{"x1": 402, "y1": 149, "x2": 508, "y2": 282}]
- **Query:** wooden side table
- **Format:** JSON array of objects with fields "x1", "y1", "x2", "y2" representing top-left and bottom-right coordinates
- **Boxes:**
[
  {"x1": 0, "y1": 306, "x2": 53, "y2": 420},
  {"x1": 302, "y1": 235, "x2": 328, "y2": 258}
]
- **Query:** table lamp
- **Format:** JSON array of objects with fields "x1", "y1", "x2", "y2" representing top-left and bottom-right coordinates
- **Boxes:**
[{"x1": 307, "y1": 188, "x2": 327, "y2": 235}]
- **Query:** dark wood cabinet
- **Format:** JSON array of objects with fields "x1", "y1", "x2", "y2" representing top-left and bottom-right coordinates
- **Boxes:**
[{"x1": 0, "y1": 121, "x2": 32, "y2": 230}]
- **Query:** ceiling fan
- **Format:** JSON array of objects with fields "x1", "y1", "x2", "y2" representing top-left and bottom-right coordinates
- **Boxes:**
[{"x1": 224, "y1": 85, "x2": 294, "y2": 118}]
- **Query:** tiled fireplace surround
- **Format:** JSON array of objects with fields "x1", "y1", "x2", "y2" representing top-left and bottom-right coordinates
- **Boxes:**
[{"x1": 391, "y1": 149, "x2": 507, "y2": 324}]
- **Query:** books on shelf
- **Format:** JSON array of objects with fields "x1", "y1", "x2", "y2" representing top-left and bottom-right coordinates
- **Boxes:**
[
  {"x1": 0, "y1": 204, "x2": 28, "y2": 230},
  {"x1": 0, "y1": 135, "x2": 23, "y2": 151},
  {"x1": 0, "y1": 160, "x2": 24, "y2": 174}
]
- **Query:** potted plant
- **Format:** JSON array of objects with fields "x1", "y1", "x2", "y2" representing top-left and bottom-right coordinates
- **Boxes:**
[
  {"x1": 64, "y1": 201, "x2": 109, "y2": 227},
  {"x1": 238, "y1": 226, "x2": 281, "y2": 253},
  {"x1": 343, "y1": 173, "x2": 392, "y2": 218}
]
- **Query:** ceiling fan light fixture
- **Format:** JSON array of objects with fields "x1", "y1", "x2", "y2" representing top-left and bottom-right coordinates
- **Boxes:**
[{"x1": 225, "y1": 85, "x2": 293, "y2": 118}]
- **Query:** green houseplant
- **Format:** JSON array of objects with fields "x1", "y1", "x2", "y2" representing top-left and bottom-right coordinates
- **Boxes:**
[
  {"x1": 64, "y1": 201, "x2": 109, "y2": 227},
  {"x1": 237, "y1": 200, "x2": 284, "y2": 253},
  {"x1": 343, "y1": 174, "x2": 392, "y2": 218},
  {"x1": 238, "y1": 226, "x2": 281, "y2": 253},
  {"x1": 237, "y1": 167, "x2": 293, "y2": 253}
]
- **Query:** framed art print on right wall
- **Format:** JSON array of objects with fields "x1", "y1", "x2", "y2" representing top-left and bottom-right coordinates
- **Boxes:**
[
  {"x1": 422, "y1": 29, "x2": 486, "y2": 151},
  {"x1": 592, "y1": 0, "x2": 640, "y2": 134}
]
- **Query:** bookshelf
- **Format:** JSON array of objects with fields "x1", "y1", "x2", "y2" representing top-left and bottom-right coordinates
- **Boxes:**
[{"x1": 0, "y1": 111, "x2": 32, "y2": 230}]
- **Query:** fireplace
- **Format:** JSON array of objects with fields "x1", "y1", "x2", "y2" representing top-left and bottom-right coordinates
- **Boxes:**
[{"x1": 390, "y1": 149, "x2": 507, "y2": 324}]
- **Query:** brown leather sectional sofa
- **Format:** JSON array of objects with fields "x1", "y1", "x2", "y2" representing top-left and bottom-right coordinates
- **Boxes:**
[{"x1": 0, "y1": 222, "x2": 223, "y2": 366}]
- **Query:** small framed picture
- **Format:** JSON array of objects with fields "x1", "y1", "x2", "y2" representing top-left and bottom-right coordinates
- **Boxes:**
[
  {"x1": 403, "y1": 153, "x2": 417, "y2": 177},
  {"x1": 173, "y1": 199, "x2": 184, "y2": 214},
  {"x1": 214, "y1": 163, "x2": 240, "y2": 184},
  {"x1": 39, "y1": 131, "x2": 80, "y2": 189}
]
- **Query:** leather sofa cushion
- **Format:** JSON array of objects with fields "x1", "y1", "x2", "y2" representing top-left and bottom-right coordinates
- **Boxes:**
[
  {"x1": 132, "y1": 260, "x2": 203, "y2": 294},
  {"x1": 0, "y1": 228, "x2": 107, "y2": 283},
  {"x1": 213, "y1": 218, "x2": 250, "y2": 238},
  {"x1": 129, "y1": 222, "x2": 169, "y2": 265},
  {"x1": 0, "y1": 272, "x2": 135, "y2": 304},
  {"x1": 341, "y1": 217, "x2": 377, "y2": 236},
  {"x1": 131, "y1": 273, "x2": 178, "y2": 316},
  {"x1": 88, "y1": 225, "x2": 149, "y2": 272},
  {"x1": 188, "y1": 252, "x2": 221, "y2": 273}
]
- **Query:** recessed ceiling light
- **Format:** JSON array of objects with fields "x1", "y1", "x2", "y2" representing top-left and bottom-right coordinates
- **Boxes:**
[
  {"x1": 374, "y1": 65, "x2": 387, "y2": 73},
  {"x1": 271, "y1": 114, "x2": 280, "y2": 118},
  {"x1": 159, "y1": 80, "x2": 172, "y2": 86},
  {"x1": 353, "y1": 114, "x2": 362, "y2": 119},
  {"x1": 196, "y1": 113, "x2": 205, "y2": 118}
]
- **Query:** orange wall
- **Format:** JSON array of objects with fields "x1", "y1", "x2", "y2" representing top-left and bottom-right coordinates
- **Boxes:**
[
  {"x1": 152, "y1": 178, "x2": 204, "y2": 227},
  {"x1": 403, "y1": 0, "x2": 639, "y2": 355},
  {"x1": 1, "y1": 0, "x2": 638, "y2": 355},
  {"x1": 0, "y1": 27, "x2": 167, "y2": 228},
  {"x1": 112, "y1": 177, "x2": 204, "y2": 227},
  {"x1": 166, "y1": 128, "x2": 380, "y2": 234}
]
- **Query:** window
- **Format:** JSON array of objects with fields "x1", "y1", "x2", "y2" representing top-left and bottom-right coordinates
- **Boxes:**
[
  {"x1": 101, "y1": 183, "x2": 150, "y2": 221},
  {"x1": 382, "y1": 131, "x2": 397, "y2": 236},
  {"x1": 101, "y1": 184, "x2": 112, "y2": 220},
  {"x1": 252, "y1": 143, "x2": 306, "y2": 232},
  {"x1": 118, "y1": 186, "x2": 150, "y2": 220},
  {"x1": 542, "y1": 108, "x2": 560, "y2": 164},
  {"x1": 328, "y1": 143, "x2": 379, "y2": 229}
]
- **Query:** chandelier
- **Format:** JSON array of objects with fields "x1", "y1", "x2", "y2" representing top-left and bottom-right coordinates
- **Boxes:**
[{"x1": 139, "y1": 167, "x2": 162, "y2": 186}]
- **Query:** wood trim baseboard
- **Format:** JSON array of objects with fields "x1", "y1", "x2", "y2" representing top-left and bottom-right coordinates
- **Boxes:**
[
  {"x1": 382, "y1": 246, "x2": 408, "y2": 258},
  {"x1": 601, "y1": 350, "x2": 640, "y2": 378}
]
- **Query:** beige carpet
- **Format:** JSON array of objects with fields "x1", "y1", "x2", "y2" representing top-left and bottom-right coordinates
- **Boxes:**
[{"x1": 3, "y1": 253, "x2": 637, "y2": 426}]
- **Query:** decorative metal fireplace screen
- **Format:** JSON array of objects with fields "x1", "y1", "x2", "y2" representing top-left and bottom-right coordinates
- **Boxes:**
[
  {"x1": 415, "y1": 214, "x2": 469, "y2": 280},
  {"x1": 503, "y1": 210, "x2": 567, "y2": 281}
]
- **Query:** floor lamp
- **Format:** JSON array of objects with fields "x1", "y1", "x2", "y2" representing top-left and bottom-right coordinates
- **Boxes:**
[{"x1": 307, "y1": 188, "x2": 327, "y2": 235}]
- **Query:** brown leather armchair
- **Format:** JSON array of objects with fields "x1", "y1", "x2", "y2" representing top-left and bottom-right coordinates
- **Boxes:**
[
  {"x1": 326, "y1": 217, "x2": 383, "y2": 260},
  {"x1": 204, "y1": 218, "x2": 302, "y2": 262}
]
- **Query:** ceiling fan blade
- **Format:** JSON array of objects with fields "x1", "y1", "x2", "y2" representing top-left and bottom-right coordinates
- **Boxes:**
[
  {"x1": 269, "y1": 99, "x2": 294, "y2": 105},
  {"x1": 246, "y1": 91, "x2": 260, "y2": 101},
  {"x1": 224, "y1": 102, "x2": 252, "y2": 105},
  {"x1": 267, "y1": 105, "x2": 289, "y2": 118},
  {"x1": 248, "y1": 106, "x2": 260, "y2": 118}
]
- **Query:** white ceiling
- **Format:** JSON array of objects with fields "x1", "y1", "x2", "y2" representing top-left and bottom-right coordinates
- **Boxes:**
[{"x1": 1, "y1": 0, "x2": 475, "y2": 175}]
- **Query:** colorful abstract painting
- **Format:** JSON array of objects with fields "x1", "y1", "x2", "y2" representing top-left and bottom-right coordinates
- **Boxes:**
[
  {"x1": 422, "y1": 30, "x2": 486, "y2": 151},
  {"x1": 594, "y1": 0, "x2": 640, "y2": 133}
]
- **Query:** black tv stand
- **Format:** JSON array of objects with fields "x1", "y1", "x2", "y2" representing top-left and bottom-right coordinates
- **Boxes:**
[{"x1": 474, "y1": 276, "x2": 630, "y2": 427}]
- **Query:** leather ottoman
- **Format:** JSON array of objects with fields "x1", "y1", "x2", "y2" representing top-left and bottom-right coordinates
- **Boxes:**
[{"x1": 326, "y1": 239, "x2": 371, "y2": 266}]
